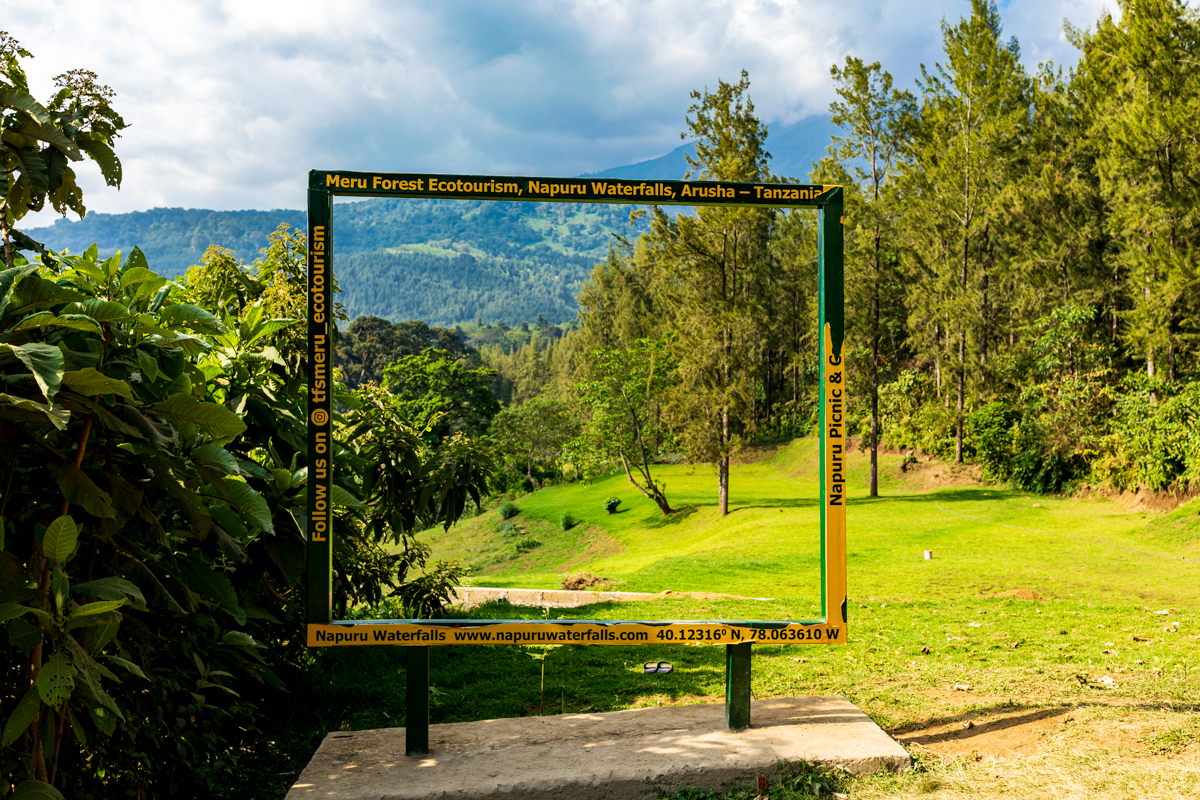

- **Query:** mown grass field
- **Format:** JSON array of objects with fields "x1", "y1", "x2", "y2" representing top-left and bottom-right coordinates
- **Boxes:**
[{"x1": 276, "y1": 440, "x2": 1200, "y2": 800}]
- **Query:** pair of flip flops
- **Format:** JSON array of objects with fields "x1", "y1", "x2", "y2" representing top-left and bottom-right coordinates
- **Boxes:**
[{"x1": 643, "y1": 661, "x2": 673, "y2": 674}]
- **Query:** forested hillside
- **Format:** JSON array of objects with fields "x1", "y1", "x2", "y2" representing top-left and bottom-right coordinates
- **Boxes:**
[{"x1": 29, "y1": 117, "x2": 835, "y2": 324}]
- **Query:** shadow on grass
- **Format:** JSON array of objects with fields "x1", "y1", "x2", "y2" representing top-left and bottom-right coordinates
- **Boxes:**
[
  {"x1": 850, "y1": 487, "x2": 1015, "y2": 507},
  {"x1": 647, "y1": 506, "x2": 701, "y2": 528}
]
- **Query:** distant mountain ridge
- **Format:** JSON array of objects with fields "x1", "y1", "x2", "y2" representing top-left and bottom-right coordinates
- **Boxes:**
[{"x1": 29, "y1": 115, "x2": 837, "y2": 325}]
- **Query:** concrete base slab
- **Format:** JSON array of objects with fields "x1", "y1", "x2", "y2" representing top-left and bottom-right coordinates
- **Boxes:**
[{"x1": 287, "y1": 697, "x2": 910, "y2": 800}]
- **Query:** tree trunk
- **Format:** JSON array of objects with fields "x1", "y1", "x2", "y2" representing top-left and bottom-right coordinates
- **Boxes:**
[
  {"x1": 718, "y1": 454, "x2": 729, "y2": 517},
  {"x1": 869, "y1": 226, "x2": 881, "y2": 498},
  {"x1": 956, "y1": 332, "x2": 965, "y2": 465}
]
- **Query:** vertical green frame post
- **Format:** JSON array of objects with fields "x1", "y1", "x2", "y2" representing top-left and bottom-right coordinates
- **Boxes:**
[
  {"x1": 817, "y1": 189, "x2": 847, "y2": 629},
  {"x1": 307, "y1": 181, "x2": 334, "y2": 625}
]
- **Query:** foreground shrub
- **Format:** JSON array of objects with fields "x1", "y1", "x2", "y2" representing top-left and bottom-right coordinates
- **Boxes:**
[
  {"x1": 0, "y1": 238, "x2": 491, "y2": 797},
  {"x1": 498, "y1": 500, "x2": 519, "y2": 519},
  {"x1": 559, "y1": 512, "x2": 576, "y2": 530},
  {"x1": 604, "y1": 496, "x2": 621, "y2": 514}
]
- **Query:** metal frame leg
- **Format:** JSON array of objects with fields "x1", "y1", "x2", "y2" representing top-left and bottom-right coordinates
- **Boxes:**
[
  {"x1": 725, "y1": 642, "x2": 751, "y2": 730},
  {"x1": 406, "y1": 646, "x2": 430, "y2": 755}
]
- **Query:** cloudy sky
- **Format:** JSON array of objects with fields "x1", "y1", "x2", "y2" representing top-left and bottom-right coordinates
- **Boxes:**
[{"x1": 13, "y1": 0, "x2": 1115, "y2": 226}]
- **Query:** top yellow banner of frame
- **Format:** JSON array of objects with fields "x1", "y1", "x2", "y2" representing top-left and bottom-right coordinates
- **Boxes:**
[{"x1": 310, "y1": 170, "x2": 839, "y2": 209}]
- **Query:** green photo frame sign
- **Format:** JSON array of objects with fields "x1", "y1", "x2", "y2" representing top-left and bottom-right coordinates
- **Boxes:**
[{"x1": 305, "y1": 170, "x2": 846, "y2": 649}]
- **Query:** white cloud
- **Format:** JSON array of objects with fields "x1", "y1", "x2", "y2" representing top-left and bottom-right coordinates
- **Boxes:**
[{"x1": 10, "y1": 0, "x2": 1116, "y2": 225}]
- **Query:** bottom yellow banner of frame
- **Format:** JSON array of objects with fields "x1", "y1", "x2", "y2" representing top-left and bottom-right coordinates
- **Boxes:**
[{"x1": 307, "y1": 621, "x2": 846, "y2": 647}]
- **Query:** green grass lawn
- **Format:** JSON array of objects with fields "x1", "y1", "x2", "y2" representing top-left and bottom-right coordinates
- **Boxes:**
[
  {"x1": 426, "y1": 438, "x2": 1200, "y2": 609},
  {"x1": 268, "y1": 439, "x2": 1200, "y2": 800}
]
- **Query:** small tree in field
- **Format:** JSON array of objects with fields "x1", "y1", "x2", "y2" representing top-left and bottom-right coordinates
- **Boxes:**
[
  {"x1": 490, "y1": 398, "x2": 579, "y2": 490},
  {"x1": 569, "y1": 338, "x2": 675, "y2": 515}
]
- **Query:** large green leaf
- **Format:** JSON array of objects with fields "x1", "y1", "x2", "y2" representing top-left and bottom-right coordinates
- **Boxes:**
[
  {"x1": 74, "y1": 678, "x2": 123, "y2": 735},
  {"x1": 0, "y1": 86, "x2": 51, "y2": 125},
  {"x1": 222, "y1": 631, "x2": 259, "y2": 647},
  {"x1": 65, "y1": 600, "x2": 126, "y2": 623},
  {"x1": 158, "y1": 303, "x2": 226, "y2": 335},
  {"x1": 16, "y1": 119, "x2": 76, "y2": 153},
  {"x1": 52, "y1": 464, "x2": 115, "y2": 520},
  {"x1": 59, "y1": 299, "x2": 133, "y2": 323},
  {"x1": 0, "y1": 393, "x2": 70, "y2": 430},
  {"x1": 103, "y1": 655, "x2": 147, "y2": 680},
  {"x1": 42, "y1": 516, "x2": 79, "y2": 564},
  {"x1": 11, "y1": 780, "x2": 67, "y2": 800},
  {"x1": 191, "y1": 443, "x2": 240, "y2": 475},
  {"x1": 153, "y1": 393, "x2": 247, "y2": 443},
  {"x1": 0, "y1": 602, "x2": 33, "y2": 624},
  {"x1": 119, "y1": 264, "x2": 168, "y2": 303},
  {"x1": 331, "y1": 484, "x2": 365, "y2": 508},
  {"x1": 7, "y1": 275, "x2": 84, "y2": 315},
  {"x1": 135, "y1": 348, "x2": 160, "y2": 382},
  {"x1": 8, "y1": 311, "x2": 102, "y2": 335},
  {"x1": 208, "y1": 477, "x2": 274, "y2": 534},
  {"x1": 60, "y1": 368, "x2": 133, "y2": 400},
  {"x1": 1, "y1": 342, "x2": 64, "y2": 402},
  {"x1": 154, "y1": 335, "x2": 210, "y2": 357},
  {"x1": 0, "y1": 264, "x2": 40, "y2": 319},
  {"x1": 73, "y1": 577, "x2": 147, "y2": 612},
  {"x1": 35, "y1": 652, "x2": 76, "y2": 706},
  {"x1": 173, "y1": 560, "x2": 239, "y2": 615},
  {"x1": 6, "y1": 618, "x2": 42, "y2": 652},
  {"x1": 2, "y1": 685, "x2": 41, "y2": 746},
  {"x1": 76, "y1": 137, "x2": 121, "y2": 187}
]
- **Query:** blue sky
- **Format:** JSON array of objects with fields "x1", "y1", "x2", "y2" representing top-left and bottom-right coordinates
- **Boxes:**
[{"x1": 13, "y1": 0, "x2": 1115, "y2": 225}]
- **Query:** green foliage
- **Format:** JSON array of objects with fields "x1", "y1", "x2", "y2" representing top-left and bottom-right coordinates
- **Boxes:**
[
  {"x1": 0, "y1": 229, "x2": 492, "y2": 795},
  {"x1": 497, "y1": 501, "x2": 519, "y2": 520},
  {"x1": 381, "y1": 348, "x2": 499, "y2": 443},
  {"x1": 0, "y1": 32, "x2": 128, "y2": 262},
  {"x1": 604, "y1": 496, "x2": 620, "y2": 514},
  {"x1": 514, "y1": 537, "x2": 541, "y2": 553},
  {"x1": 335, "y1": 316, "x2": 470, "y2": 390},
  {"x1": 489, "y1": 397, "x2": 579, "y2": 490},
  {"x1": 558, "y1": 512, "x2": 575, "y2": 531},
  {"x1": 967, "y1": 402, "x2": 1017, "y2": 481}
]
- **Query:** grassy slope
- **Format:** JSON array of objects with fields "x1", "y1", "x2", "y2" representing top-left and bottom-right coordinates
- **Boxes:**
[
  {"x1": 426, "y1": 438, "x2": 1200, "y2": 609},
  {"x1": 269, "y1": 440, "x2": 1200, "y2": 800}
]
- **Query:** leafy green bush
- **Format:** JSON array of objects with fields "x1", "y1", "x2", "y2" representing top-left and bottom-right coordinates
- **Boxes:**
[
  {"x1": 1100, "y1": 379, "x2": 1200, "y2": 491},
  {"x1": 498, "y1": 522, "x2": 520, "y2": 539},
  {"x1": 559, "y1": 512, "x2": 576, "y2": 531},
  {"x1": 498, "y1": 501, "x2": 519, "y2": 519},
  {"x1": 513, "y1": 537, "x2": 541, "y2": 553},
  {"x1": 604, "y1": 496, "x2": 621, "y2": 514},
  {"x1": 0, "y1": 236, "x2": 491, "y2": 797},
  {"x1": 967, "y1": 402, "x2": 1016, "y2": 481}
]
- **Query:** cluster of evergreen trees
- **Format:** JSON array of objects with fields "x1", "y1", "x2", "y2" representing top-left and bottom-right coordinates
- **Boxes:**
[
  {"x1": 341, "y1": 1, "x2": 1200, "y2": 508},
  {"x1": 379, "y1": 0, "x2": 1200, "y2": 507}
]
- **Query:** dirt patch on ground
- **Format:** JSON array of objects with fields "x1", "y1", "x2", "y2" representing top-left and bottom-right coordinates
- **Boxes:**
[
  {"x1": 896, "y1": 457, "x2": 984, "y2": 492},
  {"x1": 1080, "y1": 483, "x2": 1200, "y2": 512},
  {"x1": 988, "y1": 589, "x2": 1045, "y2": 600},
  {"x1": 893, "y1": 691, "x2": 1198, "y2": 765},
  {"x1": 897, "y1": 704, "x2": 1070, "y2": 759},
  {"x1": 560, "y1": 573, "x2": 615, "y2": 591}
]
